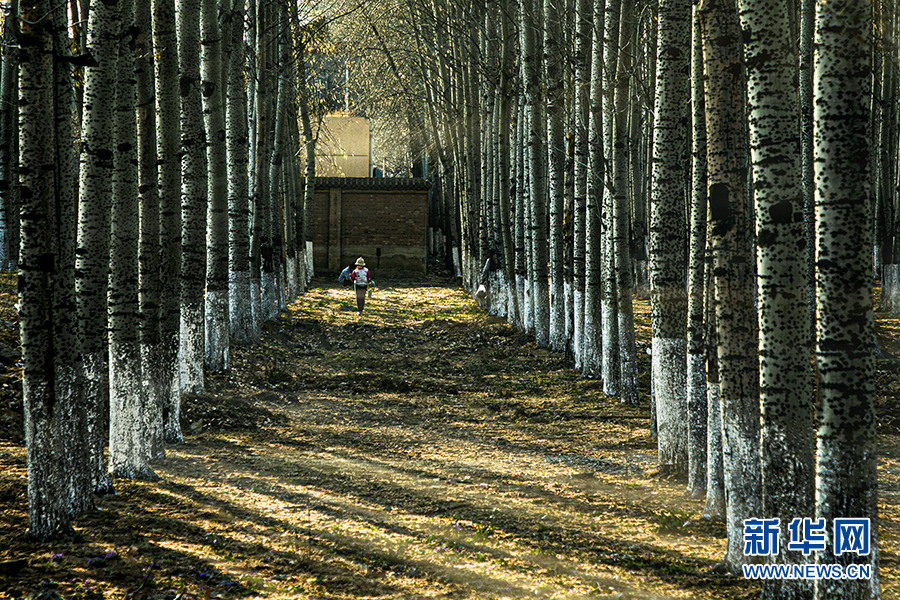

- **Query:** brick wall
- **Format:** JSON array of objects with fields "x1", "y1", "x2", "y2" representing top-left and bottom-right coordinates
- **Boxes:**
[{"x1": 311, "y1": 178, "x2": 430, "y2": 272}]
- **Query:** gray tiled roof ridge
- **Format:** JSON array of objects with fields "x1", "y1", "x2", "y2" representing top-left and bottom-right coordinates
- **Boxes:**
[{"x1": 310, "y1": 176, "x2": 432, "y2": 190}]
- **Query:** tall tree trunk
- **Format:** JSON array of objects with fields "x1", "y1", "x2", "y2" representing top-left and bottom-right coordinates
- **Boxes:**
[
  {"x1": 799, "y1": 0, "x2": 815, "y2": 332},
  {"x1": 649, "y1": 0, "x2": 690, "y2": 469},
  {"x1": 49, "y1": 0, "x2": 93, "y2": 507},
  {"x1": 61, "y1": 0, "x2": 88, "y2": 506},
  {"x1": 136, "y1": 0, "x2": 165, "y2": 460},
  {"x1": 686, "y1": 4, "x2": 708, "y2": 500},
  {"x1": 268, "y1": 1, "x2": 289, "y2": 316},
  {"x1": 703, "y1": 185, "x2": 726, "y2": 521},
  {"x1": 178, "y1": 0, "x2": 207, "y2": 394},
  {"x1": 572, "y1": 0, "x2": 591, "y2": 367},
  {"x1": 514, "y1": 99, "x2": 528, "y2": 328},
  {"x1": 286, "y1": 114, "x2": 305, "y2": 295},
  {"x1": 282, "y1": 56, "x2": 299, "y2": 301},
  {"x1": 582, "y1": 0, "x2": 605, "y2": 378},
  {"x1": 0, "y1": 1, "x2": 19, "y2": 271},
  {"x1": 252, "y1": 0, "x2": 274, "y2": 325},
  {"x1": 741, "y1": 0, "x2": 815, "y2": 594},
  {"x1": 613, "y1": 2, "x2": 638, "y2": 404},
  {"x1": 227, "y1": 0, "x2": 252, "y2": 342},
  {"x1": 523, "y1": 0, "x2": 550, "y2": 347},
  {"x1": 612, "y1": 0, "x2": 638, "y2": 405},
  {"x1": 77, "y1": 0, "x2": 118, "y2": 490},
  {"x1": 601, "y1": 0, "x2": 621, "y2": 394},
  {"x1": 246, "y1": 0, "x2": 262, "y2": 339},
  {"x1": 109, "y1": 0, "x2": 156, "y2": 481},
  {"x1": 698, "y1": 0, "x2": 760, "y2": 568},
  {"x1": 498, "y1": 0, "x2": 520, "y2": 327},
  {"x1": 19, "y1": 0, "x2": 85, "y2": 538},
  {"x1": 152, "y1": 0, "x2": 183, "y2": 444},
  {"x1": 813, "y1": 1, "x2": 878, "y2": 597},
  {"x1": 203, "y1": 0, "x2": 230, "y2": 371},
  {"x1": 464, "y1": 45, "x2": 481, "y2": 293},
  {"x1": 546, "y1": 0, "x2": 567, "y2": 351},
  {"x1": 298, "y1": 39, "x2": 319, "y2": 292}
]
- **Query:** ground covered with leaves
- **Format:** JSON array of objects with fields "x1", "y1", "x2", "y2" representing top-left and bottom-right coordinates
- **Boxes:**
[{"x1": 0, "y1": 273, "x2": 898, "y2": 599}]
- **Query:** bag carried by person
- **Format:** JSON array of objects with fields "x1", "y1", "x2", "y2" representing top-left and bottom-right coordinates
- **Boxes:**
[{"x1": 338, "y1": 266, "x2": 352, "y2": 286}]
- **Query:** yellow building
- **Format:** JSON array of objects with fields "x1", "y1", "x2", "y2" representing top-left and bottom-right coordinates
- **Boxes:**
[{"x1": 316, "y1": 114, "x2": 371, "y2": 177}]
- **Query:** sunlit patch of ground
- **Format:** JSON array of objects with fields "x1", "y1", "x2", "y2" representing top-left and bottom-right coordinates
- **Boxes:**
[{"x1": 0, "y1": 274, "x2": 896, "y2": 599}]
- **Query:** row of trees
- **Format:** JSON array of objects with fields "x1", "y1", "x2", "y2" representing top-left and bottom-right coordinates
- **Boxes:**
[
  {"x1": 13, "y1": 0, "x2": 330, "y2": 540},
  {"x1": 339, "y1": 0, "x2": 881, "y2": 597},
  {"x1": 9, "y1": 0, "x2": 883, "y2": 596}
]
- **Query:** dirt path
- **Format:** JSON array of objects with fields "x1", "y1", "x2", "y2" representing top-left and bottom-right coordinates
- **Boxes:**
[{"x1": 0, "y1": 275, "x2": 898, "y2": 599}]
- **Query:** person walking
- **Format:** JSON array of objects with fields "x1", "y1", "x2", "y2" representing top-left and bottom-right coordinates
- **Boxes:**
[{"x1": 350, "y1": 257, "x2": 372, "y2": 315}]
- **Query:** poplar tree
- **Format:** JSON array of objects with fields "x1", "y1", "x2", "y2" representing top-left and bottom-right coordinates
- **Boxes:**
[
  {"x1": 687, "y1": 3, "x2": 708, "y2": 500},
  {"x1": 497, "y1": 0, "x2": 519, "y2": 326},
  {"x1": 522, "y1": 0, "x2": 550, "y2": 347},
  {"x1": 582, "y1": 0, "x2": 605, "y2": 379},
  {"x1": 44, "y1": 0, "x2": 92, "y2": 508},
  {"x1": 136, "y1": 0, "x2": 165, "y2": 458},
  {"x1": 108, "y1": 0, "x2": 156, "y2": 480},
  {"x1": 601, "y1": 0, "x2": 621, "y2": 394},
  {"x1": 741, "y1": 0, "x2": 814, "y2": 593},
  {"x1": 650, "y1": 0, "x2": 690, "y2": 470},
  {"x1": 178, "y1": 0, "x2": 207, "y2": 393},
  {"x1": 546, "y1": 0, "x2": 567, "y2": 352},
  {"x1": 252, "y1": 0, "x2": 275, "y2": 325},
  {"x1": 572, "y1": 0, "x2": 592, "y2": 368},
  {"x1": 77, "y1": 0, "x2": 119, "y2": 490},
  {"x1": 152, "y1": 0, "x2": 184, "y2": 443},
  {"x1": 203, "y1": 0, "x2": 230, "y2": 371},
  {"x1": 0, "y1": 2, "x2": 18, "y2": 271},
  {"x1": 227, "y1": 0, "x2": 253, "y2": 342},
  {"x1": 611, "y1": 0, "x2": 638, "y2": 404},
  {"x1": 813, "y1": 0, "x2": 879, "y2": 596},
  {"x1": 19, "y1": 0, "x2": 84, "y2": 539},
  {"x1": 699, "y1": 0, "x2": 761, "y2": 567}
]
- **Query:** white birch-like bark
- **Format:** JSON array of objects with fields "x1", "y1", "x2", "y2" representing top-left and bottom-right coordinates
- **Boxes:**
[
  {"x1": 545, "y1": 0, "x2": 567, "y2": 352},
  {"x1": 813, "y1": 1, "x2": 879, "y2": 597},
  {"x1": 19, "y1": 0, "x2": 86, "y2": 538},
  {"x1": 582, "y1": 0, "x2": 605, "y2": 378},
  {"x1": 572, "y1": 0, "x2": 592, "y2": 367},
  {"x1": 600, "y1": 0, "x2": 621, "y2": 394},
  {"x1": 267, "y1": 2, "x2": 289, "y2": 319},
  {"x1": 47, "y1": 0, "x2": 95, "y2": 506},
  {"x1": 686, "y1": 4, "x2": 708, "y2": 499},
  {"x1": 515, "y1": 98, "x2": 528, "y2": 327},
  {"x1": 136, "y1": 0, "x2": 165, "y2": 460},
  {"x1": 650, "y1": 0, "x2": 690, "y2": 468},
  {"x1": 77, "y1": 0, "x2": 118, "y2": 487},
  {"x1": 178, "y1": 0, "x2": 207, "y2": 394},
  {"x1": 612, "y1": 0, "x2": 638, "y2": 405},
  {"x1": 0, "y1": 3, "x2": 18, "y2": 271},
  {"x1": 799, "y1": 0, "x2": 815, "y2": 333},
  {"x1": 296, "y1": 28, "x2": 319, "y2": 295},
  {"x1": 109, "y1": 0, "x2": 156, "y2": 481},
  {"x1": 703, "y1": 380, "x2": 726, "y2": 519},
  {"x1": 523, "y1": 0, "x2": 550, "y2": 347},
  {"x1": 227, "y1": 1, "x2": 252, "y2": 342},
  {"x1": 698, "y1": 0, "x2": 760, "y2": 568},
  {"x1": 203, "y1": 0, "x2": 230, "y2": 371},
  {"x1": 741, "y1": 0, "x2": 815, "y2": 593},
  {"x1": 497, "y1": 0, "x2": 519, "y2": 328},
  {"x1": 252, "y1": 0, "x2": 274, "y2": 326},
  {"x1": 152, "y1": 0, "x2": 184, "y2": 444}
]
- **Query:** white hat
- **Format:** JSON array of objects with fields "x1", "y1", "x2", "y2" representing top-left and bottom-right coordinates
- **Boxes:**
[{"x1": 355, "y1": 257, "x2": 366, "y2": 266}]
